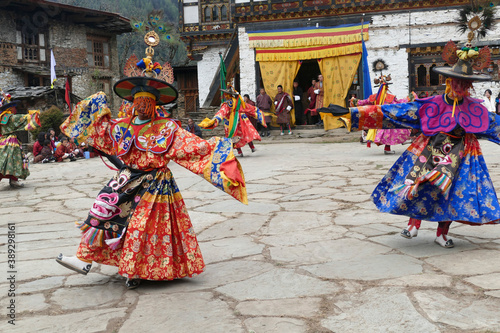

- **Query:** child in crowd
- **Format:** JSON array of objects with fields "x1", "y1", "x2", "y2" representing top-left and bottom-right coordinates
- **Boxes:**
[
  {"x1": 32, "y1": 132, "x2": 46, "y2": 157},
  {"x1": 34, "y1": 140, "x2": 55, "y2": 163},
  {"x1": 54, "y1": 137, "x2": 77, "y2": 162}
]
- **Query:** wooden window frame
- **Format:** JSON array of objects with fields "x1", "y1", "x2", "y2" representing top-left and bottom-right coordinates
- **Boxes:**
[
  {"x1": 87, "y1": 35, "x2": 111, "y2": 69},
  {"x1": 201, "y1": 4, "x2": 230, "y2": 24},
  {"x1": 16, "y1": 29, "x2": 48, "y2": 65}
]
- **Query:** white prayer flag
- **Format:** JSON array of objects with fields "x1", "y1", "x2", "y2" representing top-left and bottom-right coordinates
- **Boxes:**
[{"x1": 50, "y1": 50, "x2": 56, "y2": 88}]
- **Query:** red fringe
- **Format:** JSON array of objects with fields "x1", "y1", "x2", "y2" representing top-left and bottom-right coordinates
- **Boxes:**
[
  {"x1": 449, "y1": 78, "x2": 473, "y2": 97},
  {"x1": 133, "y1": 96, "x2": 156, "y2": 118}
]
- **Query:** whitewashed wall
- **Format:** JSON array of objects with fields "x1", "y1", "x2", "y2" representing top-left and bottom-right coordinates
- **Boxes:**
[
  {"x1": 238, "y1": 26, "x2": 256, "y2": 100},
  {"x1": 198, "y1": 45, "x2": 225, "y2": 106},
  {"x1": 237, "y1": 8, "x2": 500, "y2": 103}
]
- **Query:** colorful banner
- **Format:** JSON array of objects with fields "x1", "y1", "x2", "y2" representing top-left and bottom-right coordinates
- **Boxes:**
[
  {"x1": 248, "y1": 23, "x2": 369, "y2": 48},
  {"x1": 248, "y1": 23, "x2": 368, "y2": 62}
]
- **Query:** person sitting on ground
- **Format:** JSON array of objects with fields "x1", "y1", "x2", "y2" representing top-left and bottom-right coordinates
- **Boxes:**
[
  {"x1": 54, "y1": 136, "x2": 76, "y2": 162},
  {"x1": 47, "y1": 128, "x2": 57, "y2": 151},
  {"x1": 34, "y1": 139, "x2": 55, "y2": 163},
  {"x1": 68, "y1": 138, "x2": 84, "y2": 158},
  {"x1": 79, "y1": 142, "x2": 88, "y2": 154},
  {"x1": 185, "y1": 118, "x2": 203, "y2": 138},
  {"x1": 32, "y1": 132, "x2": 46, "y2": 158}
]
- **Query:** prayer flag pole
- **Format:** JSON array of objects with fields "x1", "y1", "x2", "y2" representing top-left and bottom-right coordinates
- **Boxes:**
[{"x1": 50, "y1": 49, "x2": 57, "y2": 89}]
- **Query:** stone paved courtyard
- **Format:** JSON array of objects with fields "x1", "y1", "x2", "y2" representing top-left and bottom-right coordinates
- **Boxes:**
[{"x1": 2, "y1": 139, "x2": 500, "y2": 332}]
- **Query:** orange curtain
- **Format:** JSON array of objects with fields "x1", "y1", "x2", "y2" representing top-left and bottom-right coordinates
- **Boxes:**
[
  {"x1": 318, "y1": 54, "x2": 362, "y2": 130},
  {"x1": 259, "y1": 61, "x2": 301, "y2": 126}
]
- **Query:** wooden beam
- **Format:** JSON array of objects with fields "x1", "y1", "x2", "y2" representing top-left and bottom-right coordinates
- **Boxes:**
[{"x1": 67, "y1": 15, "x2": 108, "y2": 23}]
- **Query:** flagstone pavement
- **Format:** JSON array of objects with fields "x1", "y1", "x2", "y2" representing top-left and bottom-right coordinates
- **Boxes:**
[{"x1": 2, "y1": 139, "x2": 500, "y2": 333}]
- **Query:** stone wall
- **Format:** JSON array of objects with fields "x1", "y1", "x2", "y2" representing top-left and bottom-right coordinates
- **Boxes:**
[
  {"x1": 0, "y1": 67, "x2": 24, "y2": 88},
  {"x1": 198, "y1": 45, "x2": 226, "y2": 107},
  {"x1": 0, "y1": 12, "x2": 16, "y2": 43},
  {"x1": 0, "y1": 13, "x2": 123, "y2": 111},
  {"x1": 0, "y1": 41, "x2": 24, "y2": 89},
  {"x1": 237, "y1": 8, "x2": 500, "y2": 102},
  {"x1": 0, "y1": 42, "x2": 17, "y2": 67}
]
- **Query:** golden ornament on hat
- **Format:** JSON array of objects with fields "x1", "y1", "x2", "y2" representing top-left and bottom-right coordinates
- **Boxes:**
[
  {"x1": 144, "y1": 31, "x2": 160, "y2": 47},
  {"x1": 467, "y1": 15, "x2": 482, "y2": 32},
  {"x1": 375, "y1": 61, "x2": 385, "y2": 71}
]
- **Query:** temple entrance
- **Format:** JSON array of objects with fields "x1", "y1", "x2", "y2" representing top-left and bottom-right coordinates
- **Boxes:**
[
  {"x1": 294, "y1": 60, "x2": 321, "y2": 125},
  {"x1": 294, "y1": 60, "x2": 321, "y2": 93}
]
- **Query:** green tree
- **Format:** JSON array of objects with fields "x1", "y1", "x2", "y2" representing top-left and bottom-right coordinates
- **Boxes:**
[
  {"x1": 30, "y1": 106, "x2": 65, "y2": 140},
  {"x1": 52, "y1": 0, "x2": 186, "y2": 67}
]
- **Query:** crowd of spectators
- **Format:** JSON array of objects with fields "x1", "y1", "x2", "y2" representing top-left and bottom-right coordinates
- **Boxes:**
[{"x1": 32, "y1": 130, "x2": 87, "y2": 163}]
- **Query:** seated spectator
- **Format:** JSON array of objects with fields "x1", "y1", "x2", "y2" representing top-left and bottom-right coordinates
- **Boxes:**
[
  {"x1": 34, "y1": 140, "x2": 55, "y2": 163},
  {"x1": 185, "y1": 118, "x2": 203, "y2": 138},
  {"x1": 68, "y1": 139, "x2": 84, "y2": 158},
  {"x1": 32, "y1": 132, "x2": 46, "y2": 157},
  {"x1": 55, "y1": 133, "x2": 66, "y2": 148},
  {"x1": 79, "y1": 142, "x2": 88, "y2": 153},
  {"x1": 47, "y1": 128, "x2": 56, "y2": 150},
  {"x1": 54, "y1": 137, "x2": 77, "y2": 162},
  {"x1": 45, "y1": 132, "x2": 56, "y2": 152}
]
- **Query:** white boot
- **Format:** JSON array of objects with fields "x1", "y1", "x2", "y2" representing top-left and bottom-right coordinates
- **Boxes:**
[
  {"x1": 9, "y1": 179, "x2": 24, "y2": 188},
  {"x1": 56, "y1": 254, "x2": 92, "y2": 275},
  {"x1": 400, "y1": 226, "x2": 418, "y2": 239},
  {"x1": 434, "y1": 234, "x2": 454, "y2": 248}
]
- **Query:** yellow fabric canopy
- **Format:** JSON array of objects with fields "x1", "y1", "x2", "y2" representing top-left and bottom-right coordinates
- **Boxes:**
[
  {"x1": 259, "y1": 61, "x2": 301, "y2": 127},
  {"x1": 255, "y1": 43, "x2": 363, "y2": 62},
  {"x1": 251, "y1": 23, "x2": 367, "y2": 130},
  {"x1": 320, "y1": 54, "x2": 362, "y2": 130}
]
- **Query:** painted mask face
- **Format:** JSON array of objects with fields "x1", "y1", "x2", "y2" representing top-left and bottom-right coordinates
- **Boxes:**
[
  {"x1": 428, "y1": 135, "x2": 460, "y2": 170},
  {"x1": 109, "y1": 172, "x2": 130, "y2": 191},
  {"x1": 90, "y1": 192, "x2": 122, "y2": 220}
]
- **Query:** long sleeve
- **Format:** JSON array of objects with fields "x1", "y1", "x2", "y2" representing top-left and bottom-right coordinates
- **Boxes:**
[
  {"x1": 60, "y1": 92, "x2": 115, "y2": 155},
  {"x1": 241, "y1": 104, "x2": 266, "y2": 126},
  {"x1": 198, "y1": 102, "x2": 232, "y2": 130},
  {"x1": 476, "y1": 113, "x2": 500, "y2": 144},
  {"x1": 349, "y1": 102, "x2": 422, "y2": 131},
  {"x1": 213, "y1": 103, "x2": 231, "y2": 125},
  {"x1": 0, "y1": 110, "x2": 40, "y2": 135},
  {"x1": 165, "y1": 127, "x2": 247, "y2": 204}
]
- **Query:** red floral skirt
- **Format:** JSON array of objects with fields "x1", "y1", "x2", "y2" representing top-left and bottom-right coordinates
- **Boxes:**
[{"x1": 77, "y1": 168, "x2": 205, "y2": 280}]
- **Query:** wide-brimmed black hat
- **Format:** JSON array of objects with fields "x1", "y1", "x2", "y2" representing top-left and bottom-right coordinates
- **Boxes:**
[
  {"x1": 0, "y1": 100, "x2": 20, "y2": 112},
  {"x1": 220, "y1": 88, "x2": 239, "y2": 97},
  {"x1": 433, "y1": 59, "x2": 491, "y2": 81},
  {"x1": 113, "y1": 77, "x2": 178, "y2": 105}
]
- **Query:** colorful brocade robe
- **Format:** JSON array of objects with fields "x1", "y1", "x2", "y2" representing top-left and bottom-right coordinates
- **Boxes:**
[
  {"x1": 60, "y1": 92, "x2": 247, "y2": 281},
  {"x1": 0, "y1": 111, "x2": 40, "y2": 180},
  {"x1": 346, "y1": 94, "x2": 500, "y2": 225},
  {"x1": 213, "y1": 99, "x2": 266, "y2": 149},
  {"x1": 357, "y1": 92, "x2": 411, "y2": 146}
]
